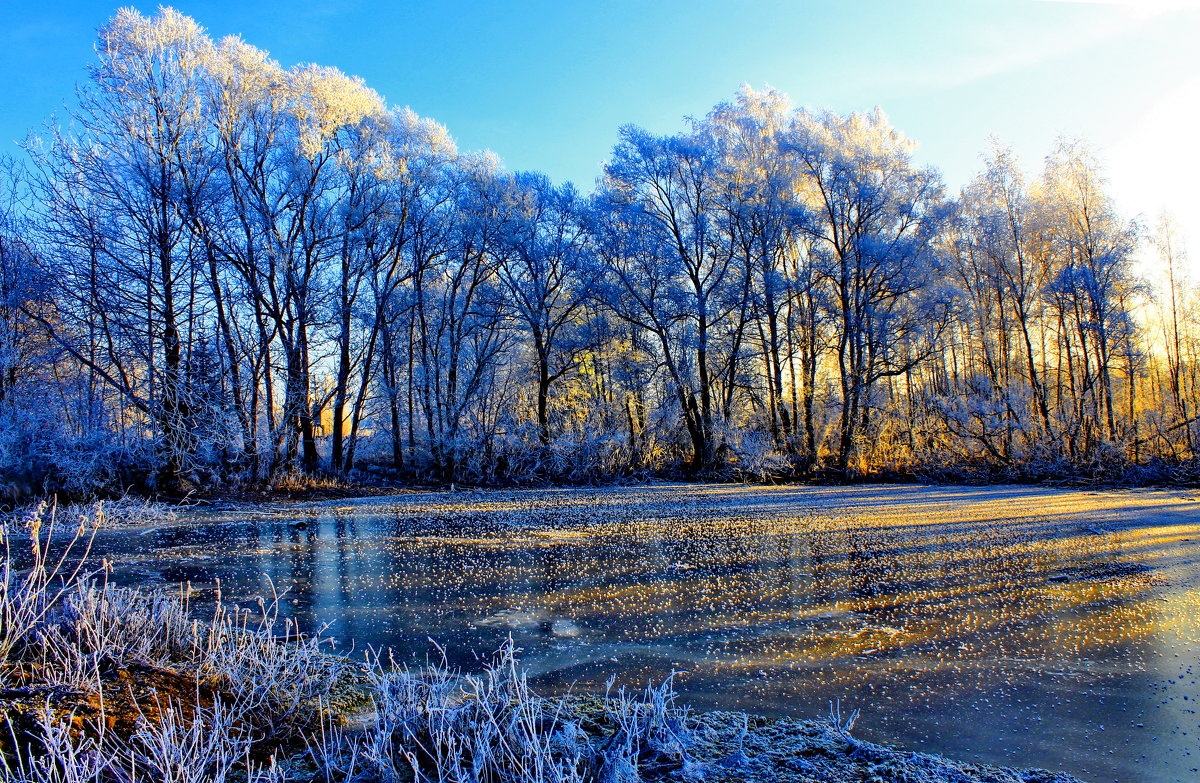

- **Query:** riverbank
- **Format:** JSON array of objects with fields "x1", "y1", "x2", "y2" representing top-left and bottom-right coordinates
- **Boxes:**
[{"x1": 1, "y1": 603, "x2": 1082, "y2": 783}]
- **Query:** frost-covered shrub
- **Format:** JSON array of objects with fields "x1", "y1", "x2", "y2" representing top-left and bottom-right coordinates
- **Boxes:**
[
  {"x1": 0, "y1": 502, "x2": 348, "y2": 781},
  {"x1": 2, "y1": 496, "x2": 179, "y2": 531},
  {"x1": 722, "y1": 430, "x2": 793, "y2": 482},
  {"x1": 316, "y1": 639, "x2": 699, "y2": 783}
]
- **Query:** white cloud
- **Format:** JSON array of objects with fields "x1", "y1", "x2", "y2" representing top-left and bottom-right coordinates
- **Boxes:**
[
  {"x1": 1037, "y1": 0, "x2": 1200, "y2": 19},
  {"x1": 888, "y1": 2, "x2": 1162, "y2": 97}
]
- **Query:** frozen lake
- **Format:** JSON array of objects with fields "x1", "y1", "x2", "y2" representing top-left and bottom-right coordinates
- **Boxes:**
[{"x1": 94, "y1": 483, "x2": 1200, "y2": 783}]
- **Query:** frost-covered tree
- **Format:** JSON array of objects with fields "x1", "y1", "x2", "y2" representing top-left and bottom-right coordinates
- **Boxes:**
[
  {"x1": 782, "y1": 108, "x2": 950, "y2": 472},
  {"x1": 1039, "y1": 140, "x2": 1140, "y2": 450},
  {"x1": 25, "y1": 9, "x2": 217, "y2": 490},
  {"x1": 598, "y1": 124, "x2": 752, "y2": 471},
  {"x1": 1150, "y1": 214, "x2": 1198, "y2": 456},
  {"x1": 496, "y1": 173, "x2": 598, "y2": 450}
]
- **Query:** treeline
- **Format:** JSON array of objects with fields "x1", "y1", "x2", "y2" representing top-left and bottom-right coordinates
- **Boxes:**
[{"x1": 0, "y1": 8, "x2": 1197, "y2": 495}]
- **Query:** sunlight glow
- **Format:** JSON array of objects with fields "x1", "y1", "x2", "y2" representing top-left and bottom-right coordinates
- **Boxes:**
[{"x1": 1112, "y1": 74, "x2": 1200, "y2": 271}]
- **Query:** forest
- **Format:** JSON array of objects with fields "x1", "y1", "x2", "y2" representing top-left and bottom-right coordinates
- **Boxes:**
[{"x1": 1, "y1": 7, "x2": 1197, "y2": 497}]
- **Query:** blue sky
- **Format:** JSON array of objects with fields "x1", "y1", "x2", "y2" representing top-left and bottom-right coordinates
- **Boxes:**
[{"x1": 4, "y1": 0, "x2": 1199, "y2": 267}]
